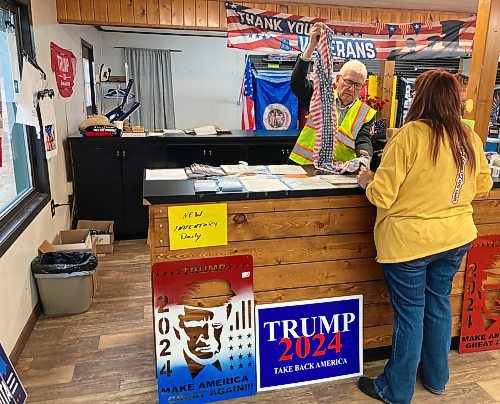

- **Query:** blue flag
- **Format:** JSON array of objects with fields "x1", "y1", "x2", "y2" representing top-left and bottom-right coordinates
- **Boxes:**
[
  {"x1": 254, "y1": 70, "x2": 298, "y2": 131},
  {"x1": 386, "y1": 24, "x2": 399, "y2": 38}
]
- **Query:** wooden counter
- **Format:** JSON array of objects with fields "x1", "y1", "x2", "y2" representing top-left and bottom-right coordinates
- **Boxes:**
[{"x1": 146, "y1": 185, "x2": 500, "y2": 349}]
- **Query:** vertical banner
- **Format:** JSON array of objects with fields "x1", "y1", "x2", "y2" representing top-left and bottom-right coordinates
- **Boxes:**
[
  {"x1": 0, "y1": 343, "x2": 27, "y2": 404},
  {"x1": 38, "y1": 96, "x2": 57, "y2": 159},
  {"x1": 256, "y1": 296, "x2": 363, "y2": 391},
  {"x1": 459, "y1": 236, "x2": 500, "y2": 353},
  {"x1": 50, "y1": 42, "x2": 76, "y2": 98},
  {"x1": 152, "y1": 256, "x2": 256, "y2": 403}
]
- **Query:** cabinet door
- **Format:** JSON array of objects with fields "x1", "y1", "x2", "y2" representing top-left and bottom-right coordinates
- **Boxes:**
[
  {"x1": 121, "y1": 144, "x2": 168, "y2": 238},
  {"x1": 205, "y1": 145, "x2": 247, "y2": 165},
  {"x1": 247, "y1": 143, "x2": 295, "y2": 165},
  {"x1": 165, "y1": 145, "x2": 207, "y2": 168},
  {"x1": 71, "y1": 142, "x2": 125, "y2": 236}
]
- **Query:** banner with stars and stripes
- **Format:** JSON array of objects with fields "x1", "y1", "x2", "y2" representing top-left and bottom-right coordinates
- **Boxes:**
[
  {"x1": 226, "y1": 2, "x2": 475, "y2": 60},
  {"x1": 152, "y1": 255, "x2": 256, "y2": 403}
]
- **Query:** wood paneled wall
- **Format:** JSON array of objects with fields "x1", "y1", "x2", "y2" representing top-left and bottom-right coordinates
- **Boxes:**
[
  {"x1": 147, "y1": 189, "x2": 500, "y2": 349},
  {"x1": 57, "y1": 0, "x2": 473, "y2": 30}
]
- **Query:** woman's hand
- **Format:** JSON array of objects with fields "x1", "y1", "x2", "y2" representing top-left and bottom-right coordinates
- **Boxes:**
[
  {"x1": 357, "y1": 167, "x2": 374, "y2": 189},
  {"x1": 303, "y1": 22, "x2": 328, "y2": 59}
]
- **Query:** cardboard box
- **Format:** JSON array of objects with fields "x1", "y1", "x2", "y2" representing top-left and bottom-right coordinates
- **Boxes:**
[
  {"x1": 77, "y1": 220, "x2": 114, "y2": 253},
  {"x1": 39, "y1": 229, "x2": 96, "y2": 254}
]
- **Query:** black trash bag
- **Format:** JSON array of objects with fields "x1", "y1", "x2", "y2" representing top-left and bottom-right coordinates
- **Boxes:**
[{"x1": 31, "y1": 252, "x2": 98, "y2": 275}]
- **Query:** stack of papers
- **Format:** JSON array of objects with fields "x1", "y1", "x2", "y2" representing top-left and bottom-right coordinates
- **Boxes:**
[
  {"x1": 240, "y1": 178, "x2": 289, "y2": 192},
  {"x1": 194, "y1": 125, "x2": 217, "y2": 135},
  {"x1": 190, "y1": 164, "x2": 226, "y2": 177},
  {"x1": 194, "y1": 180, "x2": 219, "y2": 193},
  {"x1": 221, "y1": 165, "x2": 269, "y2": 175},
  {"x1": 268, "y1": 165, "x2": 307, "y2": 175},
  {"x1": 282, "y1": 177, "x2": 336, "y2": 190},
  {"x1": 145, "y1": 169, "x2": 188, "y2": 181},
  {"x1": 320, "y1": 175, "x2": 358, "y2": 186},
  {"x1": 218, "y1": 179, "x2": 244, "y2": 192}
]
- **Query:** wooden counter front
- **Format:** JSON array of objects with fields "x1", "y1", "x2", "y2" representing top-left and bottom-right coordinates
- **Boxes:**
[{"x1": 147, "y1": 188, "x2": 500, "y2": 349}]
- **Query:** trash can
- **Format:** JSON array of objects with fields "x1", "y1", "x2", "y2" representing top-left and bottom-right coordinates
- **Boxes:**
[{"x1": 31, "y1": 252, "x2": 98, "y2": 315}]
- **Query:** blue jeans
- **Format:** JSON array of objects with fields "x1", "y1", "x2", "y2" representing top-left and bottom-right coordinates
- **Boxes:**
[{"x1": 373, "y1": 243, "x2": 471, "y2": 404}]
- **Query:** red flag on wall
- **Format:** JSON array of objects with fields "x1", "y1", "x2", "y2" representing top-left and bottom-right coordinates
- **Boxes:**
[{"x1": 50, "y1": 42, "x2": 77, "y2": 98}]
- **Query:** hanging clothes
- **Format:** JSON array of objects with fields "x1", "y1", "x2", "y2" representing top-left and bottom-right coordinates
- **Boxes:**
[{"x1": 310, "y1": 28, "x2": 344, "y2": 174}]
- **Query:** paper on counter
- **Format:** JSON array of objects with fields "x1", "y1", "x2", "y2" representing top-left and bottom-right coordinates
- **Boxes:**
[
  {"x1": 320, "y1": 175, "x2": 358, "y2": 185},
  {"x1": 240, "y1": 178, "x2": 289, "y2": 192},
  {"x1": 282, "y1": 177, "x2": 336, "y2": 190},
  {"x1": 221, "y1": 164, "x2": 269, "y2": 175},
  {"x1": 194, "y1": 125, "x2": 217, "y2": 135},
  {"x1": 268, "y1": 165, "x2": 307, "y2": 175},
  {"x1": 145, "y1": 168, "x2": 188, "y2": 181}
]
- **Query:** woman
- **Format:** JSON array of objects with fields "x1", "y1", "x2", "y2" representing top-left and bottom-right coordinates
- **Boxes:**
[{"x1": 356, "y1": 70, "x2": 493, "y2": 404}]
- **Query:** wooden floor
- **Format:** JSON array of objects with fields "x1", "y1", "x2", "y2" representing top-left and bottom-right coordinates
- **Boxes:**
[{"x1": 17, "y1": 240, "x2": 500, "y2": 403}]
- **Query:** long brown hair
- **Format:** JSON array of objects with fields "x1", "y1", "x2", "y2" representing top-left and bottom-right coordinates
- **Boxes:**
[{"x1": 405, "y1": 69, "x2": 476, "y2": 172}]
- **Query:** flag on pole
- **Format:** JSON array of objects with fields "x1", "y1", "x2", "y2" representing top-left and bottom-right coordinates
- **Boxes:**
[{"x1": 241, "y1": 55, "x2": 255, "y2": 130}]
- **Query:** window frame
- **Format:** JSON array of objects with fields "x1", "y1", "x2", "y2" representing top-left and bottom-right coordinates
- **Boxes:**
[
  {"x1": 81, "y1": 38, "x2": 97, "y2": 116},
  {"x1": 0, "y1": 0, "x2": 50, "y2": 258}
]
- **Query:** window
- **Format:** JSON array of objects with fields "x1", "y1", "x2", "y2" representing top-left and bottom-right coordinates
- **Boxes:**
[
  {"x1": 82, "y1": 39, "x2": 96, "y2": 116},
  {"x1": 0, "y1": 0, "x2": 50, "y2": 257}
]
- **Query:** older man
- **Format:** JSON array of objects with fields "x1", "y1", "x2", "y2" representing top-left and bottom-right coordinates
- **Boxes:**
[{"x1": 289, "y1": 22, "x2": 376, "y2": 165}]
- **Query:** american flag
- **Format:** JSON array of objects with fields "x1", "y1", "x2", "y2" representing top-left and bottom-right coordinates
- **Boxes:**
[
  {"x1": 375, "y1": 21, "x2": 384, "y2": 35},
  {"x1": 241, "y1": 55, "x2": 255, "y2": 130},
  {"x1": 425, "y1": 21, "x2": 434, "y2": 30}
]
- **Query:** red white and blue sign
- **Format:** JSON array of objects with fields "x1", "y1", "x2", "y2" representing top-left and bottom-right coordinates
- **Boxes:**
[
  {"x1": 0, "y1": 343, "x2": 27, "y2": 403},
  {"x1": 152, "y1": 256, "x2": 256, "y2": 403},
  {"x1": 256, "y1": 296, "x2": 363, "y2": 391}
]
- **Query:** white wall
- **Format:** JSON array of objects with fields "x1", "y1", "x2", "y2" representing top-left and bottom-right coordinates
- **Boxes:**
[
  {"x1": 100, "y1": 31, "x2": 246, "y2": 130},
  {"x1": 0, "y1": 0, "x2": 102, "y2": 355}
]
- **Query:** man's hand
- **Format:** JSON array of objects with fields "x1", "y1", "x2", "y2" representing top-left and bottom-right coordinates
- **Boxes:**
[
  {"x1": 357, "y1": 166, "x2": 374, "y2": 189},
  {"x1": 303, "y1": 22, "x2": 328, "y2": 60}
]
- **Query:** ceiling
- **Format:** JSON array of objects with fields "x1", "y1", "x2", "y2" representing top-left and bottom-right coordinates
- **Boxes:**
[{"x1": 299, "y1": 0, "x2": 478, "y2": 13}]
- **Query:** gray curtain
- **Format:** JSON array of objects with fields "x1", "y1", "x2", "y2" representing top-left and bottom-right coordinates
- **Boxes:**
[{"x1": 124, "y1": 48, "x2": 176, "y2": 129}]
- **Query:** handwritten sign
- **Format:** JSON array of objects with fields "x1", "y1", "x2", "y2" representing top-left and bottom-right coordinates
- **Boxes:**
[{"x1": 168, "y1": 204, "x2": 228, "y2": 250}]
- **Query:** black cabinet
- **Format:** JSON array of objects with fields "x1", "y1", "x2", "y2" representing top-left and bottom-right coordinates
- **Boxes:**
[
  {"x1": 247, "y1": 143, "x2": 296, "y2": 164},
  {"x1": 70, "y1": 143, "x2": 126, "y2": 235},
  {"x1": 69, "y1": 131, "x2": 298, "y2": 239},
  {"x1": 122, "y1": 144, "x2": 167, "y2": 236}
]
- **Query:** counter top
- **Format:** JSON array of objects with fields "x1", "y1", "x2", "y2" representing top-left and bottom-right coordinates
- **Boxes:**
[
  {"x1": 143, "y1": 177, "x2": 500, "y2": 205},
  {"x1": 69, "y1": 130, "x2": 300, "y2": 143}
]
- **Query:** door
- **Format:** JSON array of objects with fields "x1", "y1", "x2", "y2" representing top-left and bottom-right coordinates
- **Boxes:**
[
  {"x1": 121, "y1": 143, "x2": 168, "y2": 237},
  {"x1": 165, "y1": 145, "x2": 207, "y2": 168},
  {"x1": 204, "y1": 145, "x2": 247, "y2": 165},
  {"x1": 247, "y1": 143, "x2": 296, "y2": 164},
  {"x1": 70, "y1": 142, "x2": 125, "y2": 235}
]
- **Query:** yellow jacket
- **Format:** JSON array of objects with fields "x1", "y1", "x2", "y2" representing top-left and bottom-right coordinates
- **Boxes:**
[{"x1": 366, "y1": 121, "x2": 493, "y2": 263}]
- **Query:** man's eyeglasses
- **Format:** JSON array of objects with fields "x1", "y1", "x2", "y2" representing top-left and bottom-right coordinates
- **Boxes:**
[{"x1": 340, "y1": 76, "x2": 364, "y2": 90}]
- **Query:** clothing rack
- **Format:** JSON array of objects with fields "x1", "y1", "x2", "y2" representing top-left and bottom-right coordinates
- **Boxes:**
[{"x1": 22, "y1": 50, "x2": 47, "y2": 80}]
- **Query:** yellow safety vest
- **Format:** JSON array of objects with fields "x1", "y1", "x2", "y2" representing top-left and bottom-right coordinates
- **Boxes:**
[
  {"x1": 462, "y1": 118, "x2": 475, "y2": 130},
  {"x1": 289, "y1": 99, "x2": 376, "y2": 164}
]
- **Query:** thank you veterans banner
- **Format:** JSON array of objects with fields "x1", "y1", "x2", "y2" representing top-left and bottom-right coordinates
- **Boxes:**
[
  {"x1": 256, "y1": 296, "x2": 363, "y2": 391},
  {"x1": 226, "y1": 2, "x2": 475, "y2": 60},
  {"x1": 152, "y1": 256, "x2": 256, "y2": 403}
]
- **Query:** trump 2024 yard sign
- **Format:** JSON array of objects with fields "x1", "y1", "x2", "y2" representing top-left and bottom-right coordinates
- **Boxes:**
[{"x1": 256, "y1": 296, "x2": 363, "y2": 391}]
